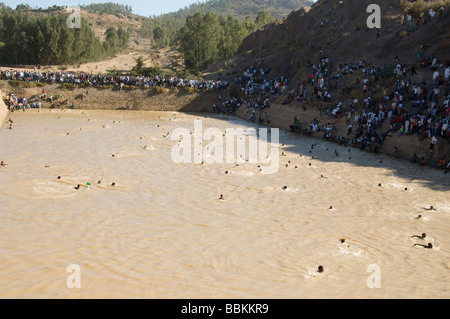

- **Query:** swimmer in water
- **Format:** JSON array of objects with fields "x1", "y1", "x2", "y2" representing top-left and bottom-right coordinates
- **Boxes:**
[
  {"x1": 414, "y1": 243, "x2": 433, "y2": 249},
  {"x1": 422, "y1": 206, "x2": 436, "y2": 211},
  {"x1": 57, "y1": 176, "x2": 61, "y2": 180},
  {"x1": 74, "y1": 184, "x2": 81, "y2": 190},
  {"x1": 411, "y1": 233, "x2": 427, "y2": 239},
  {"x1": 320, "y1": 175, "x2": 328, "y2": 179},
  {"x1": 111, "y1": 182, "x2": 116, "y2": 187},
  {"x1": 318, "y1": 266, "x2": 324, "y2": 273},
  {"x1": 282, "y1": 186, "x2": 288, "y2": 190},
  {"x1": 0, "y1": 161, "x2": 6, "y2": 167},
  {"x1": 415, "y1": 215, "x2": 422, "y2": 220},
  {"x1": 219, "y1": 194, "x2": 224, "y2": 200}
]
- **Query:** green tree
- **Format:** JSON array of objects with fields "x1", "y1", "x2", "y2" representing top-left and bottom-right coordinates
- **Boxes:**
[
  {"x1": 131, "y1": 56, "x2": 145, "y2": 75},
  {"x1": 179, "y1": 12, "x2": 223, "y2": 70}
]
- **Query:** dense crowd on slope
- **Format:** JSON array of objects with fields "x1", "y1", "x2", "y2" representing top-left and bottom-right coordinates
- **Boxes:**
[{"x1": 227, "y1": 19, "x2": 450, "y2": 169}]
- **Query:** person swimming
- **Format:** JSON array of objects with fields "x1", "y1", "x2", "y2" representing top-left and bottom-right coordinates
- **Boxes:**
[
  {"x1": 411, "y1": 233, "x2": 427, "y2": 239},
  {"x1": 416, "y1": 215, "x2": 422, "y2": 220},
  {"x1": 74, "y1": 184, "x2": 81, "y2": 190},
  {"x1": 282, "y1": 186, "x2": 288, "y2": 190},
  {"x1": 111, "y1": 182, "x2": 116, "y2": 187},
  {"x1": 219, "y1": 194, "x2": 224, "y2": 200},
  {"x1": 0, "y1": 161, "x2": 6, "y2": 167},
  {"x1": 422, "y1": 206, "x2": 436, "y2": 211},
  {"x1": 317, "y1": 266, "x2": 324, "y2": 273}
]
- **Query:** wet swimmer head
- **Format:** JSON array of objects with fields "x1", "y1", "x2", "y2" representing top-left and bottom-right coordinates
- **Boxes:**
[
  {"x1": 422, "y1": 206, "x2": 436, "y2": 211},
  {"x1": 74, "y1": 184, "x2": 81, "y2": 190},
  {"x1": 317, "y1": 266, "x2": 324, "y2": 273},
  {"x1": 219, "y1": 194, "x2": 224, "y2": 200},
  {"x1": 0, "y1": 161, "x2": 6, "y2": 167}
]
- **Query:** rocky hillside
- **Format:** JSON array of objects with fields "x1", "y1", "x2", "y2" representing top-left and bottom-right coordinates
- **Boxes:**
[{"x1": 210, "y1": 0, "x2": 449, "y2": 80}]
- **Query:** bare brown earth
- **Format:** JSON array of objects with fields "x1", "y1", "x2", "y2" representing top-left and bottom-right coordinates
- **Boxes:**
[
  {"x1": 0, "y1": 47, "x2": 183, "y2": 76},
  {"x1": 207, "y1": 0, "x2": 450, "y2": 80},
  {"x1": 0, "y1": 83, "x2": 218, "y2": 112}
]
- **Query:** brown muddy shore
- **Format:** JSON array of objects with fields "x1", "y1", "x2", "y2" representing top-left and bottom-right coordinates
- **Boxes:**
[{"x1": 1, "y1": 83, "x2": 449, "y2": 169}]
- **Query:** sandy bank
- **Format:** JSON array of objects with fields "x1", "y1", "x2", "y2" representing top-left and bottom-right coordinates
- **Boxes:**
[{"x1": 0, "y1": 90, "x2": 9, "y2": 129}]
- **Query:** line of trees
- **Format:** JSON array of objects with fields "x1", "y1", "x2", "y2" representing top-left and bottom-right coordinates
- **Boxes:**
[
  {"x1": 179, "y1": 11, "x2": 274, "y2": 70},
  {"x1": 80, "y1": 3, "x2": 133, "y2": 16},
  {"x1": 0, "y1": 7, "x2": 130, "y2": 65},
  {"x1": 139, "y1": 0, "x2": 312, "y2": 49}
]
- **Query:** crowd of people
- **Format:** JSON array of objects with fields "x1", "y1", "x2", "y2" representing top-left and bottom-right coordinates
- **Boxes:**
[
  {"x1": 0, "y1": 69, "x2": 230, "y2": 91},
  {"x1": 3, "y1": 92, "x2": 42, "y2": 111},
  {"x1": 226, "y1": 41, "x2": 449, "y2": 169}
]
